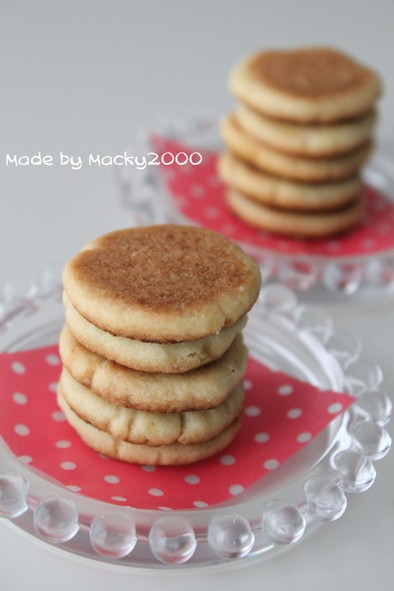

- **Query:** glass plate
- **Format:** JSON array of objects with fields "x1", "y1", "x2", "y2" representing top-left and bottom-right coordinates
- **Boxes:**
[
  {"x1": 118, "y1": 115, "x2": 394, "y2": 302},
  {"x1": 0, "y1": 271, "x2": 391, "y2": 569}
]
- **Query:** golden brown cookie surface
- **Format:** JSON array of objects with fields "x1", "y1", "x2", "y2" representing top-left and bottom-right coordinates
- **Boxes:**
[
  {"x1": 226, "y1": 189, "x2": 365, "y2": 238},
  {"x1": 230, "y1": 47, "x2": 382, "y2": 122},
  {"x1": 64, "y1": 296, "x2": 247, "y2": 374},
  {"x1": 236, "y1": 104, "x2": 376, "y2": 157},
  {"x1": 221, "y1": 114, "x2": 372, "y2": 182},
  {"x1": 58, "y1": 368, "x2": 244, "y2": 446},
  {"x1": 59, "y1": 324, "x2": 248, "y2": 411},
  {"x1": 218, "y1": 152, "x2": 362, "y2": 211},
  {"x1": 58, "y1": 392, "x2": 242, "y2": 466},
  {"x1": 63, "y1": 225, "x2": 261, "y2": 342}
]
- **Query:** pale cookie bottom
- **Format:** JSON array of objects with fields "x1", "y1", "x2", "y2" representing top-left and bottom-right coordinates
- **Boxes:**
[
  {"x1": 60, "y1": 325, "x2": 248, "y2": 412},
  {"x1": 58, "y1": 393, "x2": 242, "y2": 466},
  {"x1": 59, "y1": 369, "x2": 244, "y2": 446},
  {"x1": 64, "y1": 297, "x2": 247, "y2": 374},
  {"x1": 218, "y1": 152, "x2": 362, "y2": 212},
  {"x1": 236, "y1": 104, "x2": 376, "y2": 157},
  {"x1": 227, "y1": 189, "x2": 365, "y2": 238},
  {"x1": 221, "y1": 114, "x2": 372, "y2": 182}
]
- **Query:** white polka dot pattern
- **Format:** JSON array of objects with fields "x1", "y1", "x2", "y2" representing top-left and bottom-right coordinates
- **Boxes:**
[
  {"x1": 184, "y1": 475, "x2": 200, "y2": 485},
  {"x1": 220, "y1": 455, "x2": 236, "y2": 466},
  {"x1": 297, "y1": 432, "x2": 312, "y2": 443},
  {"x1": 46, "y1": 354, "x2": 60, "y2": 366},
  {"x1": 328, "y1": 402, "x2": 343, "y2": 414},
  {"x1": 12, "y1": 392, "x2": 28, "y2": 405},
  {"x1": 149, "y1": 488, "x2": 164, "y2": 497},
  {"x1": 245, "y1": 406, "x2": 261, "y2": 417},
  {"x1": 56, "y1": 440, "x2": 71, "y2": 449},
  {"x1": 151, "y1": 135, "x2": 394, "y2": 259},
  {"x1": 278, "y1": 385, "x2": 293, "y2": 396},
  {"x1": 255, "y1": 432, "x2": 270, "y2": 443},
  {"x1": 0, "y1": 343, "x2": 355, "y2": 510},
  {"x1": 264, "y1": 459, "x2": 280, "y2": 470},
  {"x1": 60, "y1": 461, "x2": 76, "y2": 471},
  {"x1": 11, "y1": 362, "x2": 26, "y2": 375},
  {"x1": 229, "y1": 484, "x2": 244, "y2": 496},
  {"x1": 104, "y1": 475, "x2": 120, "y2": 484},
  {"x1": 287, "y1": 408, "x2": 303, "y2": 419},
  {"x1": 14, "y1": 424, "x2": 30, "y2": 436},
  {"x1": 193, "y1": 500, "x2": 208, "y2": 508}
]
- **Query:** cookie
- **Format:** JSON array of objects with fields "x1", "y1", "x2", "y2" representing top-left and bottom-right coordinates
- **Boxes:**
[
  {"x1": 63, "y1": 225, "x2": 261, "y2": 342},
  {"x1": 59, "y1": 324, "x2": 248, "y2": 411},
  {"x1": 226, "y1": 188, "x2": 365, "y2": 238},
  {"x1": 218, "y1": 152, "x2": 362, "y2": 212},
  {"x1": 58, "y1": 368, "x2": 244, "y2": 446},
  {"x1": 221, "y1": 114, "x2": 372, "y2": 182},
  {"x1": 230, "y1": 46, "x2": 382, "y2": 123},
  {"x1": 64, "y1": 295, "x2": 247, "y2": 374},
  {"x1": 58, "y1": 392, "x2": 242, "y2": 465},
  {"x1": 236, "y1": 103, "x2": 376, "y2": 157}
]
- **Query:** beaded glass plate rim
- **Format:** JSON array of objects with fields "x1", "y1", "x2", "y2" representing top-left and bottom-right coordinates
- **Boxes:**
[
  {"x1": 0, "y1": 271, "x2": 391, "y2": 569},
  {"x1": 117, "y1": 114, "x2": 394, "y2": 298}
]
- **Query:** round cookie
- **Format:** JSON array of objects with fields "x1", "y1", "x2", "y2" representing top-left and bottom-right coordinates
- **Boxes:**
[
  {"x1": 221, "y1": 114, "x2": 372, "y2": 182},
  {"x1": 236, "y1": 103, "x2": 376, "y2": 157},
  {"x1": 63, "y1": 225, "x2": 261, "y2": 342},
  {"x1": 58, "y1": 368, "x2": 244, "y2": 446},
  {"x1": 226, "y1": 189, "x2": 365, "y2": 238},
  {"x1": 218, "y1": 152, "x2": 362, "y2": 212},
  {"x1": 58, "y1": 393, "x2": 242, "y2": 466},
  {"x1": 230, "y1": 46, "x2": 382, "y2": 123},
  {"x1": 64, "y1": 296, "x2": 247, "y2": 374},
  {"x1": 59, "y1": 324, "x2": 248, "y2": 411}
]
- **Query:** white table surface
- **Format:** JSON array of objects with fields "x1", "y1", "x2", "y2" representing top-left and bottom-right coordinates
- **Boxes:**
[{"x1": 0, "y1": 2, "x2": 393, "y2": 590}]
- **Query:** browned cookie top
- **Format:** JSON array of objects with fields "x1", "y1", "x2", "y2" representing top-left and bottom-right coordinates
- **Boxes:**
[
  {"x1": 246, "y1": 47, "x2": 377, "y2": 99},
  {"x1": 230, "y1": 46, "x2": 382, "y2": 122},
  {"x1": 63, "y1": 225, "x2": 261, "y2": 342}
]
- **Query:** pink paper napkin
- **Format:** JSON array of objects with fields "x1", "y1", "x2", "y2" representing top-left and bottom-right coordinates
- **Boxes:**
[
  {"x1": 0, "y1": 345, "x2": 355, "y2": 510},
  {"x1": 151, "y1": 135, "x2": 394, "y2": 258}
]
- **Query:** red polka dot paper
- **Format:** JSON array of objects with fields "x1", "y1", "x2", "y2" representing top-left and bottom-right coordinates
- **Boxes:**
[
  {"x1": 0, "y1": 345, "x2": 355, "y2": 510},
  {"x1": 151, "y1": 136, "x2": 394, "y2": 257}
]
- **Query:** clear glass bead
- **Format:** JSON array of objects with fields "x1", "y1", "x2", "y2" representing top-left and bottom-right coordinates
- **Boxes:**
[
  {"x1": 33, "y1": 497, "x2": 79, "y2": 543},
  {"x1": 333, "y1": 450, "x2": 376, "y2": 493},
  {"x1": 149, "y1": 516, "x2": 197, "y2": 564},
  {"x1": 1, "y1": 277, "x2": 38, "y2": 304},
  {"x1": 355, "y1": 389, "x2": 392, "y2": 425},
  {"x1": 304, "y1": 477, "x2": 347, "y2": 521},
  {"x1": 365, "y1": 257, "x2": 394, "y2": 287},
  {"x1": 259, "y1": 284, "x2": 298, "y2": 314},
  {"x1": 345, "y1": 359, "x2": 383, "y2": 397},
  {"x1": 0, "y1": 474, "x2": 30, "y2": 518},
  {"x1": 277, "y1": 260, "x2": 317, "y2": 292},
  {"x1": 322, "y1": 262, "x2": 362, "y2": 295},
  {"x1": 256, "y1": 257, "x2": 273, "y2": 284},
  {"x1": 351, "y1": 421, "x2": 391, "y2": 460},
  {"x1": 326, "y1": 329, "x2": 362, "y2": 369},
  {"x1": 263, "y1": 500, "x2": 306, "y2": 544},
  {"x1": 90, "y1": 512, "x2": 137, "y2": 559},
  {"x1": 36, "y1": 266, "x2": 62, "y2": 299},
  {"x1": 293, "y1": 305, "x2": 333, "y2": 342},
  {"x1": 207, "y1": 513, "x2": 255, "y2": 559}
]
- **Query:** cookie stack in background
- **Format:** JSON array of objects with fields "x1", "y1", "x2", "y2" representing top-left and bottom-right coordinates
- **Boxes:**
[
  {"x1": 218, "y1": 46, "x2": 382, "y2": 238},
  {"x1": 57, "y1": 225, "x2": 261, "y2": 465}
]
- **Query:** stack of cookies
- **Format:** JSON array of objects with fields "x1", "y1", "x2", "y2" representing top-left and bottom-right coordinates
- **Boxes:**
[
  {"x1": 219, "y1": 46, "x2": 382, "y2": 238},
  {"x1": 57, "y1": 224, "x2": 261, "y2": 465}
]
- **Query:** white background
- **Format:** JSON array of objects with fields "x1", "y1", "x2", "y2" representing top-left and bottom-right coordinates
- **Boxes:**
[{"x1": 0, "y1": 1, "x2": 393, "y2": 590}]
